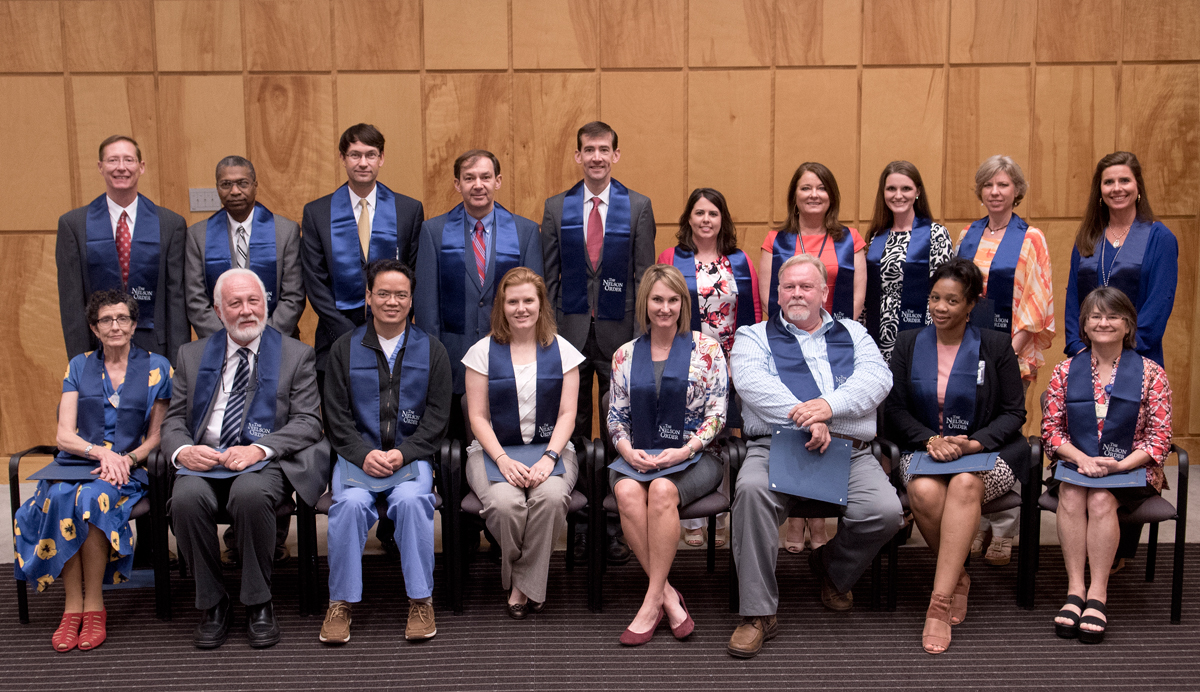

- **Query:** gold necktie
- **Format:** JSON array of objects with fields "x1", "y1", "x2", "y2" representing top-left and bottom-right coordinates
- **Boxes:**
[{"x1": 357, "y1": 198, "x2": 371, "y2": 258}]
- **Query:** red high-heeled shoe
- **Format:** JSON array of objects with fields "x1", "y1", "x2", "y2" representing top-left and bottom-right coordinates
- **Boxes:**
[
  {"x1": 670, "y1": 592, "x2": 694, "y2": 640},
  {"x1": 77, "y1": 610, "x2": 107, "y2": 651},
  {"x1": 52, "y1": 612, "x2": 83, "y2": 652},
  {"x1": 619, "y1": 607, "x2": 664, "y2": 646}
]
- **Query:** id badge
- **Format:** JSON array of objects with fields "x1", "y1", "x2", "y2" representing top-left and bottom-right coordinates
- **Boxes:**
[
  {"x1": 977, "y1": 361, "x2": 986, "y2": 385},
  {"x1": 108, "y1": 393, "x2": 120, "y2": 408},
  {"x1": 1095, "y1": 403, "x2": 1108, "y2": 419}
]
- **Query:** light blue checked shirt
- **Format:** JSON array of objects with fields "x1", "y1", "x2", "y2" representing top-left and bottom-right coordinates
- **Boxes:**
[{"x1": 731, "y1": 311, "x2": 892, "y2": 441}]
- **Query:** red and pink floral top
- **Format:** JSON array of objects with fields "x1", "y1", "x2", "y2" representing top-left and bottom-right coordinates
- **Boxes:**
[{"x1": 1041, "y1": 354, "x2": 1172, "y2": 492}]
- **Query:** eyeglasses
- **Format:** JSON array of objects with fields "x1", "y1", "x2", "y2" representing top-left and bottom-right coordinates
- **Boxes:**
[
  {"x1": 343, "y1": 151, "x2": 381, "y2": 162},
  {"x1": 217, "y1": 179, "x2": 255, "y2": 191},
  {"x1": 102, "y1": 156, "x2": 139, "y2": 167},
  {"x1": 372, "y1": 290, "x2": 409, "y2": 303},
  {"x1": 95, "y1": 316, "x2": 133, "y2": 327}
]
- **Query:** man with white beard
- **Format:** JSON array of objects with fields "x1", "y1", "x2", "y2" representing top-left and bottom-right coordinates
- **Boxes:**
[
  {"x1": 162, "y1": 268, "x2": 325, "y2": 649},
  {"x1": 725, "y1": 254, "x2": 902, "y2": 659}
]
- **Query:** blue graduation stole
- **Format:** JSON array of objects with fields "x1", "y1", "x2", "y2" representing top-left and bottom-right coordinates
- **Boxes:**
[
  {"x1": 1066, "y1": 349, "x2": 1143, "y2": 460},
  {"x1": 959, "y1": 214, "x2": 1027, "y2": 333},
  {"x1": 671, "y1": 247, "x2": 756, "y2": 332},
  {"x1": 769, "y1": 231, "x2": 855, "y2": 320},
  {"x1": 203, "y1": 203, "x2": 278, "y2": 315},
  {"x1": 438, "y1": 203, "x2": 521, "y2": 334},
  {"x1": 909, "y1": 325, "x2": 981, "y2": 436},
  {"x1": 560, "y1": 179, "x2": 633, "y2": 320},
  {"x1": 84, "y1": 194, "x2": 161, "y2": 330},
  {"x1": 630, "y1": 333, "x2": 691, "y2": 448},
  {"x1": 348, "y1": 324, "x2": 430, "y2": 449},
  {"x1": 189, "y1": 326, "x2": 282, "y2": 444},
  {"x1": 865, "y1": 219, "x2": 934, "y2": 338},
  {"x1": 64, "y1": 345, "x2": 152, "y2": 461},
  {"x1": 328, "y1": 183, "x2": 401, "y2": 311},
  {"x1": 766, "y1": 314, "x2": 855, "y2": 402},
  {"x1": 488, "y1": 338, "x2": 563, "y2": 445},
  {"x1": 1076, "y1": 219, "x2": 1150, "y2": 307}
]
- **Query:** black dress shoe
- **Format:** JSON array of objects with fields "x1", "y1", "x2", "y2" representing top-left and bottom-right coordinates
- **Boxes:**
[
  {"x1": 246, "y1": 601, "x2": 281, "y2": 649},
  {"x1": 194, "y1": 597, "x2": 231, "y2": 649},
  {"x1": 607, "y1": 537, "x2": 632, "y2": 566},
  {"x1": 573, "y1": 533, "x2": 588, "y2": 563}
]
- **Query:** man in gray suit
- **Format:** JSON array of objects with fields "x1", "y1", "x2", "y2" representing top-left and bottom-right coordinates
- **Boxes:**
[
  {"x1": 56, "y1": 135, "x2": 189, "y2": 363},
  {"x1": 184, "y1": 156, "x2": 305, "y2": 338},
  {"x1": 162, "y1": 269, "x2": 325, "y2": 650},
  {"x1": 414, "y1": 149, "x2": 543, "y2": 440}
]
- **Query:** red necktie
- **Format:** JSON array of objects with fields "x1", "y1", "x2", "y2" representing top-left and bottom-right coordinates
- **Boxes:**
[
  {"x1": 115, "y1": 211, "x2": 131, "y2": 286},
  {"x1": 586, "y1": 197, "x2": 603, "y2": 270},
  {"x1": 472, "y1": 220, "x2": 487, "y2": 286}
]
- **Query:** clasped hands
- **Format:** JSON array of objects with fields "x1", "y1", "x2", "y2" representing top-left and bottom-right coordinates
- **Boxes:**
[
  {"x1": 926, "y1": 435, "x2": 984, "y2": 461},
  {"x1": 497, "y1": 454, "x2": 556, "y2": 489},
  {"x1": 624, "y1": 446, "x2": 693, "y2": 473},
  {"x1": 1072, "y1": 455, "x2": 1121, "y2": 478},
  {"x1": 90, "y1": 447, "x2": 134, "y2": 485},
  {"x1": 788, "y1": 399, "x2": 833, "y2": 453},
  {"x1": 177, "y1": 444, "x2": 267, "y2": 472},
  {"x1": 363, "y1": 449, "x2": 406, "y2": 478}
]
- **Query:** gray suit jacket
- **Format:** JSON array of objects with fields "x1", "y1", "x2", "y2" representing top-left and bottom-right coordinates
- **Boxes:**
[
  {"x1": 412, "y1": 205, "x2": 543, "y2": 393},
  {"x1": 541, "y1": 182, "x2": 656, "y2": 359},
  {"x1": 160, "y1": 328, "x2": 328, "y2": 506},
  {"x1": 184, "y1": 212, "x2": 305, "y2": 338}
]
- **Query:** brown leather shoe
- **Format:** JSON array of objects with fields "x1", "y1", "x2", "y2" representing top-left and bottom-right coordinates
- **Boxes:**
[
  {"x1": 319, "y1": 600, "x2": 351, "y2": 645},
  {"x1": 405, "y1": 600, "x2": 437, "y2": 641},
  {"x1": 726, "y1": 615, "x2": 778, "y2": 658},
  {"x1": 809, "y1": 545, "x2": 853, "y2": 611}
]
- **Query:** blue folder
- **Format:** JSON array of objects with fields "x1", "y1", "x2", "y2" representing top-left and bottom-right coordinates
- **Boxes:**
[
  {"x1": 485, "y1": 443, "x2": 566, "y2": 483},
  {"x1": 608, "y1": 448, "x2": 702, "y2": 481},
  {"x1": 767, "y1": 428, "x2": 852, "y2": 506},
  {"x1": 908, "y1": 451, "x2": 998, "y2": 476},
  {"x1": 28, "y1": 459, "x2": 149, "y2": 485},
  {"x1": 177, "y1": 459, "x2": 270, "y2": 479},
  {"x1": 338, "y1": 456, "x2": 418, "y2": 491},
  {"x1": 1054, "y1": 462, "x2": 1146, "y2": 489}
]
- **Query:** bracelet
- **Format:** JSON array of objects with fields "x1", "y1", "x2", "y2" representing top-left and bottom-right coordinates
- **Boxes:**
[
  {"x1": 128, "y1": 451, "x2": 140, "y2": 466},
  {"x1": 926, "y1": 435, "x2": 941, "y2": 449},
  {"x1": 497, "y1": 453, "x2": 510, "y2": 462}
]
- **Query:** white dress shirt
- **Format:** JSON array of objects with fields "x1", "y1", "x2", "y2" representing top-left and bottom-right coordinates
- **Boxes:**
[
  {"x1": 349, "y1": 184, "x2": 378, "y2": 230},
  {"x1": 106, "y1": 195, "x2": 139, "y2": 240},
  {"x1": 580, "y1": 182, "x2": 610, "y2": 244}
]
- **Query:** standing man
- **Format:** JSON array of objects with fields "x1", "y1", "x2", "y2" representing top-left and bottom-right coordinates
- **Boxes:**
[
  {"x1": 162, "y1": 269, "x2": 326, "y2": 650},
  {"x1": 541, "y1": 121, "x2": 656, "y2": 563},
  {"x1": 185, "y1": 155, "x2": 305, "y2": 339},
  {"x1": 57, "y1": 135, "x2": 189, "y2": 363},
  {"x1": 320, "y1": 260, "x2": 452, "y2": 645},
  {"x1": 414, "y1": 149, "x2": 542, "y2": 440},
  {"x1": 301, "y1": 123, "x2": 425, "y2": 390},
  {"x1": 726, "y1": 255, "x2": 902, "y2": 658}
]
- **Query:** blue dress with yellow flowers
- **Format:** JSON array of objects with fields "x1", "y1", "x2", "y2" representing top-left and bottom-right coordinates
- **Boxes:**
[{"x1": 13, "y1": 348, "x2": 172, "y2": 591}]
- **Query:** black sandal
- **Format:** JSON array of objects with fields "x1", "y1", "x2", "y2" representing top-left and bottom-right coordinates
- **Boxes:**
[
  {"x1": 1078, "y1": 599, "x2": 1108, "y2": 644},
  {"x1": 1054, "y1": 594, "x2": 1085, "y2": 639}
]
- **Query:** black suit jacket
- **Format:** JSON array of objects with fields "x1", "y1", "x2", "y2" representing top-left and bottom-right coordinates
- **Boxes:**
[
  {"x1": 884, "y1": 327, "x2": 1031, "y2": 479},
  {"x1": 299, "y1": 185, "x2": 424, "y2": 371},
  {"x1": 56, "y1": 197, "x2": 190, "y2": 364}
]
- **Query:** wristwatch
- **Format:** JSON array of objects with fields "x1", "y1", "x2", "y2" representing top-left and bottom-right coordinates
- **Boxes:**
[
  {"x1": 83, "y1": 443, "x2": 95, "y2": 459},
  {"x1": 543, "y1": 449, "x2": 561, "y2": 463},
  {"x1": 685, "y1": 440, "x2": 697, "y2": 460}
]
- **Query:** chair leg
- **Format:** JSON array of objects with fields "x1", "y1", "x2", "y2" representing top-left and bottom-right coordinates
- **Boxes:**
[
  {"x1": 16, "y1": 578, "x2": 29, "y2": 624},
  {"x1": 1172, "y1": 519, "x2": 1185, "y2": 624},
  {"x1": 1146, "y1": 522, "x2": 1159, "y2": 582},
  {"x1": 565, "y1": 514, "x2": 576, "y2": 573},
  {"x1": 887, "y1": 533, "x2": 899, "y2": 611},
  {"x1": 706, "y1": 515, "x2": 716, "y2": 573}
]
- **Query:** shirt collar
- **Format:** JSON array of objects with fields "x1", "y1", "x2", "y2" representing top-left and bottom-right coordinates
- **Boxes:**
[
  {"x1": 465, "y1": 208, "x2": 495, "y2": 231},
  {"x1": 106, "y1": 194, "x2": 138, "y2": 224},
  {"x1": 777, "y1": 309, "x2": 834, "y2": 338},
  {"x1": 227, "y1": 210, "x2": 253, "y2": 233},
  {"x1": 225, "y1": 332, "x2": 262, "y2": 358},
  {"x1": 348, "y1": 184, "x2": 377, "y2": 211},
  {"x1": 587, "y1": 182, "x2": 611, "y2": 206}
]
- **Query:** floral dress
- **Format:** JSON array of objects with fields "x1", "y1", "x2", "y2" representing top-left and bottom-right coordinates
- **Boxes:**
[
  {"x1": 866, "y1": 223, "x2": 954, "y2": 363},
  {"x1": 695, "y1": 257, "x2": 740, "y2": 353}
]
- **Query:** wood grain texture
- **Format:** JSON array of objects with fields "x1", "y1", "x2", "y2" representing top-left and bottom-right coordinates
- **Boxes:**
[
  {"x1": 734, "y1": 224, "x2": 773, "y2": 269},
  {"x1": 0, "y1": 78, "x2": 70, "y2": 231},
  {"x1": 154, "y1": 0, "x2": 243, "y2": 72},
  {"x1": 0, "y1": 1, "x2": 63, "y2": 72},
  {"x1": 600, "y1": 71, "x2": 685, "y2": 223},
  {"x1": 513, "y1": 0, "x2": 596, "y2": 69},
  {"x1": 688, "y1": 0, "x2": 772, "y2": 68},
  {"x1": 1123, "y1": 0, "x2": 1200, "y2": 61},
  {"x1": 246, "y1": 75, "x2": 335, "y2": 223},
  {"x1": 333, "y1": 0, "x2": 421, "y2": 71},
  {"x1": 1035, "y1": 0, "x2": 1121, "y2": 63},
  {"x1": 63, "y1": 1, "x2": 155, "y2": 72},
  {"x1": 1118, "y1": 65, "x2": 1199, "y2": 217},
  {"x1": 245, "y1": 0, "x2": 332, "y2": 72},
  {"x1": 157, "y1": 75, "x2": 247, "y2": 226},
  {"x1": 336, "y1": 73, "x2": 424, "y2": 204},
  {"x1": 948, "y1": 0, "x2": 1035, "y2": 64},
  {"x1": 0, "y1": 235, "x2": 68, "y2": 454},
  {"x1": 512, "y1": 73, "x2": 597, "y2": 221},
  {"x1": 424, "y1": 0, "x2": 508, "y2": 71},
  {"x1": 859, "y1": 68, "x2": 946, "y2": 220},
  {"x1": 863, "y1": 0, "x2": 948, "y2": 65},
  {"x1": 600, "y1": 0, "x2": 684, "y2": 68},
  {"x1": 688, "y1": 70, "x2": 772, "y2": 223},
  {"x1": 423, "y1": 73, "x2": 513, "y2": 215},
  {"x1": 1029, "y1": 66, "x2": 1117, "y2": 218},
  {"x1": 72, "y1": 75, "x2": 162, "y2": 205},
  {"x1": 944, "y1": 66, "x2": 1031, "y2": 220},
  {"x1": 774, "y1": 68, "x2": 859, "y2": 223},
  {"x1": 776, "y1": 0, "x2": 861, "y2": 66},
  {"x1": 1165, "y1": 216, "x2": 1197, "y2": 435}
]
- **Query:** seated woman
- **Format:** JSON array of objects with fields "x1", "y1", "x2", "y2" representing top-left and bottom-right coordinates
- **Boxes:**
[
  {"x1": 608, "y1": 264, "x2": 728, "y2": 645},
  {"x1": 1043, "y1": 286, "x2": 1172, "y2": 644},
  {"x1": 14, "y1": 290, "x2": 172, "y2": 652},
  {"x1": 463, "y1": 267, "x2": 584, "y2": 619},
  {"x1": 884, "y1": 258, "x2": 1027, "y2": 654}
]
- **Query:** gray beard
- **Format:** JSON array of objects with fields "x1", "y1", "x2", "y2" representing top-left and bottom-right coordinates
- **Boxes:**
[{"x1": 225, "y1": 318, "x2": 266, "y2": 343}]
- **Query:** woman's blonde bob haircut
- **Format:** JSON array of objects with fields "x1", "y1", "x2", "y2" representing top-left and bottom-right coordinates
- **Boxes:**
[
  {"x1": 635, "y1": 264, "x2": 692, "y2": 336},
  {"x1": 489, "y1": 266, "x2": 557, "y2": 347}
]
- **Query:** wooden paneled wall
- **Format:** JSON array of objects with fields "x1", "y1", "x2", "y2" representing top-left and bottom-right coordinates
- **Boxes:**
[{"x1": 1, "y1": 0, "x2": 1198, "y2": 454}]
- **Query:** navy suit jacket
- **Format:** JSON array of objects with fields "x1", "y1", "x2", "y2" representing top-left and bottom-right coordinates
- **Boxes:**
[
  {"x1": 300, "y1": 184, "x2": 424, "y2": 371},
  {"x1": 413, "y1": 204, "x2": 543, "y2": 393}
]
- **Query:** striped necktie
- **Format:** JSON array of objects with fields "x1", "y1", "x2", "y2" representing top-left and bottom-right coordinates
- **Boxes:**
[
  {"x1": 235, "y1": 225, "x2": 249, "y2": 268},
  {"x1": 472, "y1": 220, "x2": 487, "y2": 286},
  {"x1": 218, "y1": 348, "x2": 251, "y2": 449}
]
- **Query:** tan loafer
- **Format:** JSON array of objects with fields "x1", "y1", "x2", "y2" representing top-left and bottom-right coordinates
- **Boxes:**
[{"x1": 726, "y1": 615, "x2": 778, "y2": 658}]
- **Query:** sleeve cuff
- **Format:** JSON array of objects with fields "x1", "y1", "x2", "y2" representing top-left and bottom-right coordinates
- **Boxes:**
[
  {"x1": 171, "y1": 445, "x2": 188, "y2": 468},
  {"x1": 253, "y1": 443, "x2": 275, "y2": 460}
]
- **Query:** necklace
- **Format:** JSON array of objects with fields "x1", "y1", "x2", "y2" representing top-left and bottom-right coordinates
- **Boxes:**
[
  {"x1": 1106, "y1": 222, "x2": 1132, "y2": 248},
  {"x1": 1097, "y1": 232, "x2": 1126, "y2": 287},
  {"x1": 986, "y1": 215, "x2": 1011, "y2": 235}
]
